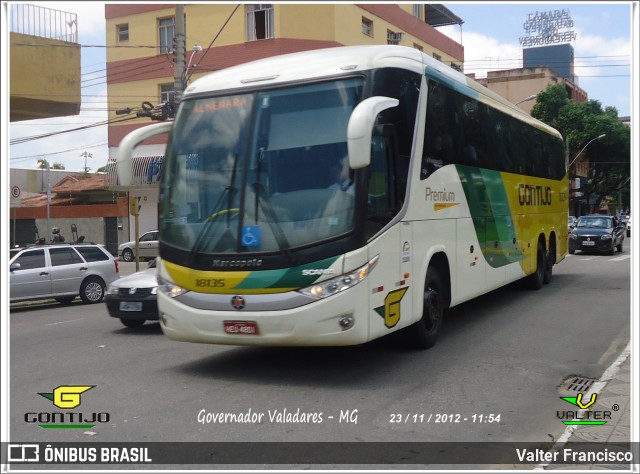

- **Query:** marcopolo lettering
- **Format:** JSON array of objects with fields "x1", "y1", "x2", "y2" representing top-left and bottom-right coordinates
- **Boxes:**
[{"x1": 518, "y1": 184, "x2": 552, "y2": 206}]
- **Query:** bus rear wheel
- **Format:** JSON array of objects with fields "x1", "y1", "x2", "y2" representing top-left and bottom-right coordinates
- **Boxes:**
[
  {"x1": 525, "y1": 240, "x2": 546, "y2": 290},
  {"x1": 404, "y1": 267, "x2": 444, "y2": 350}
]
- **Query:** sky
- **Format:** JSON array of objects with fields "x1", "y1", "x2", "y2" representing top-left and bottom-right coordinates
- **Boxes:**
[{"x1": 3, "y1": 1, "x2": 637, "y2": 173}]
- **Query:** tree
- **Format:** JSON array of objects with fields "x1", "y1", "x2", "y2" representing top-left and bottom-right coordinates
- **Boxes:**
[
  {"x1": 531, "y1": 85, "x2": 631, "y2": 214},
  {"x1": 52, "y1": 163, "x2": 65, "y2": 170},
  {"x1": 37, "y1": 159, "x2": 48, "y2": 169}
]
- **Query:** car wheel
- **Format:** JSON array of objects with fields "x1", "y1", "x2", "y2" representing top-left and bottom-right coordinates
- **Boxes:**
[
  {"x1": 55, "y1": 297, "x2": 75, "y2": 305},
  {"x1": 80, "y1": 277, "x2": 106, "y2": 304},
  {"x1": 120, "y1": 318, "x2": 145, "y2": 328},
  {"x1": 616, "y1": 241, "x2": 623, "y2": 252},
  {"x1": 122, "y1": 248, "x2": 134, "y2": 262},
  {"x1": 404, "y1": 267, "x2": 444, "y2": 350},
  {"x1": 569, "y1": 248, "x2": 575, "y2": 255},
  {"x1": 608, "y1": 243, "x2": 615, "y2": 255}
]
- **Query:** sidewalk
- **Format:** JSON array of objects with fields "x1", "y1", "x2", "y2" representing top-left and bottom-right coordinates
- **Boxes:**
[{"x1": 544, "y1": 347, "x2": 634, "y2": 470}]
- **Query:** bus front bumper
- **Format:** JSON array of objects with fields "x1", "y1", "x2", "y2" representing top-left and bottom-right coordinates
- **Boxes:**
[{"x1": 157, "y1": 285, "x2": 371, "y2": 346}]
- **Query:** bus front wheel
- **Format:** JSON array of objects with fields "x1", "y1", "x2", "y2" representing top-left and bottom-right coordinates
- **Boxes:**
[{"x1": 404, "y1": 267, "x2": 444, "y2": 350}]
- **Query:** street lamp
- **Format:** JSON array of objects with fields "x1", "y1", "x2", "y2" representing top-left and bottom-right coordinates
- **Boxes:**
[
  {"x1": 568, "y1": 134, "x2": 606, "y2": 168},
  {"x1": 515, "y1": 94, "x2": 537, "y2": 106},
  {"x1": 183, "y1": 44, "x2": 203, "y2": 90}
]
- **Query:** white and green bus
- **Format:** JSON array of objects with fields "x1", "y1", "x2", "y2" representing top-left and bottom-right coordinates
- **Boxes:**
[{"x1": 118, "y1": 45, "x2": 568, "y2": 349}]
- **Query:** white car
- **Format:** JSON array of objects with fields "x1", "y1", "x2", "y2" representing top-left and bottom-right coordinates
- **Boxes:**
[
  {"x1": 106, "y1": 258, "x2": 158, "y2": 328},
  {"x1": 118, "y1": 230, "x2": 159, "y2": 262}
]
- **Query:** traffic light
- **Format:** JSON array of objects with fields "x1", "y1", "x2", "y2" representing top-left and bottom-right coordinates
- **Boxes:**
[{"x1": 129, "y1": 196, "x2": 140, "y2": 216}]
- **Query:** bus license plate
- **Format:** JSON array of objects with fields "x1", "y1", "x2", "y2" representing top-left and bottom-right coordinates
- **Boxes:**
[
  {"x1": 582, "y1": 241, "x2": 595, "y2": 246},
  {"x1": 224, "y1": 321, "x2": 259, "y2": 335},
  {"x1": 120, "y1": 301, "x2": 142, "y2": 311}
]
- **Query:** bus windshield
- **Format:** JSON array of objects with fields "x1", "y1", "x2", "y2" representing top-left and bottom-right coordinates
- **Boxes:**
[{"x1": 160, "y1": 78, "x2": 365, "y2": 256}]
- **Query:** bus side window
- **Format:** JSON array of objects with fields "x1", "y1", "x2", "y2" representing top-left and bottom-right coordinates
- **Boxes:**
[{"x1": 366, "y1": 135, "x2": 399, "y2": 239}]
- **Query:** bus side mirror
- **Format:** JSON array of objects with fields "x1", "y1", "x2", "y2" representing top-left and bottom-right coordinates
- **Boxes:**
[
  {"x1": 347, "y1": 96, "x2": 398, "y2": 169},
  {"x1": 117, "y1": 121, "x2": 173, "y2": 186}
]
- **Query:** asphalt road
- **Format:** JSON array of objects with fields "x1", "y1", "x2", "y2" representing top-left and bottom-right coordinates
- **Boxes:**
[{"x1": 7, "y1": 241, "x2": 631, "y2": 469}]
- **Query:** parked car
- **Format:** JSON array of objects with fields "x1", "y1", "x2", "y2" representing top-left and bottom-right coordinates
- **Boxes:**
[
  {"x1": 569, "y1": 215, "x2": 625, "y2": 255},
  {"x1": 568, "y1": 215, "x2": 577, "y2": 231},
  {"x1": 118, "y1": 230, "x2": 158, "y2": 262},
  {"x1": 9, "y1": 243, "x2": 119, "y2": 304},
  {"x1": 105, "y1": 257, "x2": 159, "y2": 328}
]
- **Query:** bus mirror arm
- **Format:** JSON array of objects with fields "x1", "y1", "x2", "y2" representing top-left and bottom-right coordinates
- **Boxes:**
[
  {"x1": 347, "y1": 96, "x2": 398, "y2": 169},
  {"x1": 117, "y1": 121, "x2": 173, "y2": 186}
]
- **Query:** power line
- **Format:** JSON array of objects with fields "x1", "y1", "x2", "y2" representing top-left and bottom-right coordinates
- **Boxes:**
[
  {"x1": 10, "y1": 141, "x2": 109, "y2": 162},
  {"x1": 9, "y1": 115, "x2": 137, "y2": 145}
]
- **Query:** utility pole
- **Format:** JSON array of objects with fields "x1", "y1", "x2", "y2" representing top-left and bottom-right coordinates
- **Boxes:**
[
  {"x1": 46, "y1": 161, "x2": 51, "y2": 242},
  {"x1": 173, "y1": 4, "x2": 186, "y2": 103}
]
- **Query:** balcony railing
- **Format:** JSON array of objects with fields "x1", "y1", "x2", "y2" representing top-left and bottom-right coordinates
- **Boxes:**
[{"x1": 10, "y1": 4, "x2": 78, "y2": 43}]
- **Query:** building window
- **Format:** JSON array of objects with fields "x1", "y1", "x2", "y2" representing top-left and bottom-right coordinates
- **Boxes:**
[
  {"x1": 159, "y1": 16, "x2": 175, "y2": 54},
  {"x1": 387, "y1": 30, "x2": 403, "y2": 45},
  {"x1": 117, "y1": 23, "x2": 129, "y2": 42},
  {"x1": 160, "y1": 84, "x2": 175, "y2": 104},
  {"x1": 247, "y1": 4, "x2": 274, "y2": 41},
  {"x1": 413, "y1": 4, "x2": 422, "y2": 20},
  {"x1": 413, "y1": 43, "x2": 423, "y2": 52},
  {"x1": 362, "y1": 17, "x2": 373, "y2": 37},
  {"x1": 433, "y1": 52, "x2": 442, "y2": 62}
]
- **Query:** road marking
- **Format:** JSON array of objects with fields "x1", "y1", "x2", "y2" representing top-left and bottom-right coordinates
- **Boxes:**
[
  {"x1": 609, "y1": 255, "x2": 630, "y2": 262},
  {"x1": 577, "y1": 257, "x2": 597, "y2": 261},
  {"x1": 45, "y1": 318, "x2": 84, "y2": 326}
]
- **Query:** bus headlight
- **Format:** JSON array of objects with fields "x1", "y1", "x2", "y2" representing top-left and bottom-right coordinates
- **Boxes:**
[
  {"x1": 158, "y1": 276, "x2": 188, "y2": 298},
  {"x1": 298, "y1": 255, "x2": 379, "y2": 300}
]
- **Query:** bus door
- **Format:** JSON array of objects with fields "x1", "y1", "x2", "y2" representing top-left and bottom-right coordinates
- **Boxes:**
[{"x1": 366, "y1": 133, "x2": 412, "y2": 338}]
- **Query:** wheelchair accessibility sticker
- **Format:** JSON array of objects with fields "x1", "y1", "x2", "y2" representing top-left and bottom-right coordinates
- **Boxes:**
[{"x1": 242, "y1": 226, "x2": 261, "y2": 247}]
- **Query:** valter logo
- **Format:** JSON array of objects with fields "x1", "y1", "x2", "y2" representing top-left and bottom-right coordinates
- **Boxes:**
[
  {"x1": 556, "y1": 392, "x2": 614, "y2": 426},
  {"x1": 25, "y1": 385, "x2": 110, "y2": 429}
]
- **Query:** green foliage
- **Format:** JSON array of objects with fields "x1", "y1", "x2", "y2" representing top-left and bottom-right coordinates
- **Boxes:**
[{"x1": 531, "y1": 84, "x2": 631, "y2": 213}]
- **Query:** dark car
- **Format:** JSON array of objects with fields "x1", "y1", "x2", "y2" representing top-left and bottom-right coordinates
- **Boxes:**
[
  {"x1": 569, "y1": 215, "x2": 625, "y2": 255},
  {"x1": 105, "y1": 258, "x2": 158, "y2": 328}
]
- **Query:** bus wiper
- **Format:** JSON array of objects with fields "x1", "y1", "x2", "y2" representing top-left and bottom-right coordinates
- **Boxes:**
[
  {"x1": 187, "y1": 153, "x2": 240, "y2": 264},
  {"x1": 252, "y1": 148, "x2": 295, "y2": 264}
]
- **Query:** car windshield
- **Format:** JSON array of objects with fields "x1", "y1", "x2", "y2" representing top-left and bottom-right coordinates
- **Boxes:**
[
  {"x1": 159, "y1": 78, "x2": 364, "y2": 256},
  {"x1": 577, "y1": 217, "x2": 612, "y2": 229}
]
